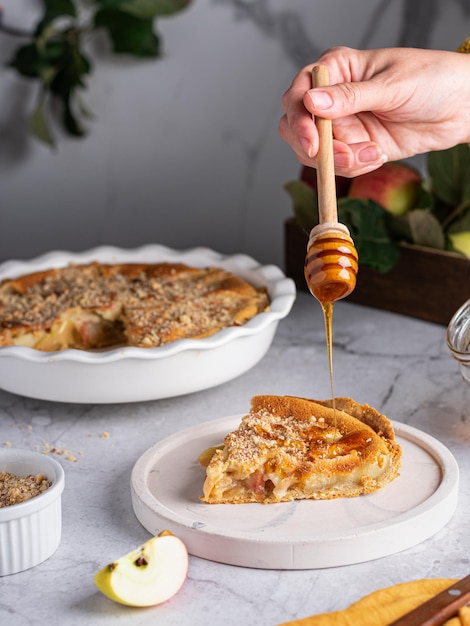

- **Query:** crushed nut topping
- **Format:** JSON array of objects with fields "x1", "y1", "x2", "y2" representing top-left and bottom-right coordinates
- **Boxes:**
[
  {"x1": 0, "y1": 471, "x2": 52, "y2": 507},
  {"x1": 0, "y1": 262, "x2": 270, "y2": 351}
]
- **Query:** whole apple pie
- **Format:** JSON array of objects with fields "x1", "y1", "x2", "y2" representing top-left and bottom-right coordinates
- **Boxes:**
[
  {"x1": 200, "y1": 395, "x2": 402, "y2": 503},
  {"x1": 0, "y1": 262, "x2": 270, "y2": 351}
]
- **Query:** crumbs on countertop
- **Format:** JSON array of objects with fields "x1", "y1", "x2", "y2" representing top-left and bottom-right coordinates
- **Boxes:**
[{"x1": 3, "y1": 426, "x2": 111, "y2": 463}]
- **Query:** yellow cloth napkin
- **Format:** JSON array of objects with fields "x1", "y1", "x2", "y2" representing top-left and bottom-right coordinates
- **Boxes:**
[{"x1": 279, "y1": 579, "x2": 470, "y2": 626}]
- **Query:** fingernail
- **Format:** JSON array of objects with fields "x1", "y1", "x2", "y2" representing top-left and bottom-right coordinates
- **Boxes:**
[
  {"x1": 307, "y1": 90, "x2": 333, "y2": 110},
  {"x1": 334, "y1": 152, "x2": 353, "y2": 168},
  {"x1": 358, "y1": 145, "x2": 384, "y2": 164},
  {"x1": 300, "y1": 137, "x2": 312, "y2": 157}
]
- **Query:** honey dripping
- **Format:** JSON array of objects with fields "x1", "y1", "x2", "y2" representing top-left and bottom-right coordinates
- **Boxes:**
[
  {"x1": 304, "y1": 232, "x2": 359, "y2": 427},
  {"x1": 322, "y1": 301, "x2": 336, "y2": 423}
]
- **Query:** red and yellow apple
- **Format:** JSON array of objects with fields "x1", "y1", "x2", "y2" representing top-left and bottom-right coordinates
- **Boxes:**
[
  {"x1": 347, "y1": 162, "x2": 422, "y2": 215},
  {"x1": 94, "y1": 530, "x2": 189, "y2": 607}
]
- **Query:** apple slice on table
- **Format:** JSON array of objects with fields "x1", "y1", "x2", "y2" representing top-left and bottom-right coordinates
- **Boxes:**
[{"x1": 94, "y1": 531, "x2": 189, "y2": 607}]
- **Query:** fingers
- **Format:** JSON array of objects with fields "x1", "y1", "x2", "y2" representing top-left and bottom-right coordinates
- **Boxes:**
[
  {"x1": 278, "y1": 112, "x2": 317, "y2": 161},
  {"x1": 332, "y1": 141, "x2": 387, "y2": 177},
  {"x1": 302, "y1": 141, "x2": 386, "y2": 178},
  {"x1": 279, "y1": 46, "x2": 470, "y2": 174},
  {"x1": 279, "y1": 109, "x2": 387, "y2": 177},
  {"x1": 279, "y1": 50, "x2": 390, "y2": 176},
  {"x1": 280, "y1": 68, "x2": 319, "y2": 159},
  {"x1": 304, "y1": 78, "x2": 396, "y2": 122},
  {"x1": 279, "y1": 68, "x2": 387, "y2": 167}
]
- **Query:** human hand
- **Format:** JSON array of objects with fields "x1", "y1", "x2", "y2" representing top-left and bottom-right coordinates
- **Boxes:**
[{"x1": 279, "y1": 46, "x2": 470, "y2": 177}]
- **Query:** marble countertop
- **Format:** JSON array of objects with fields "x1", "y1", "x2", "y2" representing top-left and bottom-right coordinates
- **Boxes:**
[{"x1": 2, "y1": 292, "x2": 470, "y2": 626}]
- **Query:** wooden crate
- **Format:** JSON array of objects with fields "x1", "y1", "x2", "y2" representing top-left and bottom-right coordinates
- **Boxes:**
[{"x1": 284, "y1": 218, "x2": 470, "y2": 326}]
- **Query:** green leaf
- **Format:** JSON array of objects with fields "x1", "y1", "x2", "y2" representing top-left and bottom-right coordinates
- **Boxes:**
[
  {"x1": 9, "y1": 37, "x2": 90, "y2": 88},
  {"x1": 35, "y1": 23, "x2": 61, "y2": 56},
  {"x1": 42, "y1": 39, "x2": 68, "y2": 64},
  {"x1": 9, "y1": 30, "x2": 91, "y2": 141},
  {"x1": 447, "y1": 203, "x2": 470, "y2": 235},
  {"x1": 39, "y1": 64, "x2": 60, "y2": 87},
  {"x1": 405, "y1": 209, "x2": 445, "y2": 249},
  {"x1": 337, "y1": 198, "x2": 400, "y2": 273},
  {"x1": 285, "y1": 185, "x2": 400, "y2": 273},
  {"x1": 63, "y1": 100, "x2": 86, "y2": 136},
  {"x1": 9, "y1": 44, "x2": 42, "y2": 78},
  {"x1": 29, "y1": 99, "x2": 55, "y2": 147},
  {"x1": 284, "y1": 180, "x2": 318, "y2": 232},
  {"x1": 414, "y1": 183, "x2": 433, "y2": 210},
  {"x1": 384, "y1": 212, "x2": 413, "y2": 243},
  {"x1": 427, "y1": 143, "x2": 470, "y2": 206},
  {"x1": 37, "y1": 36, "x2": 92, "y2": 138},
  {"x1": 95, "y1": 0, "x2": 192, "y2": 19},
  {"x1": 75, "y1": 94, "x2": 95, "y2": 120},
  {"x1": 36, "y1": 0, "x2": 77, "y2": 33},
  {"x1": 94, "y1": 9, "x2": 160, "y2": 56},
  {"x1": 49, "y1": 46, "x2": 92, "y2": 98}
]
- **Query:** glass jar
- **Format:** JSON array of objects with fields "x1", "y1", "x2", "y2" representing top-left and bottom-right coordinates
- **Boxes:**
[{"x1": 447, "y1": 298, "x2": 470, "y2": 384}]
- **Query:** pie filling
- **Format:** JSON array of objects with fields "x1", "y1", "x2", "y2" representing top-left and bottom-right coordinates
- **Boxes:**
[
  {"x1": 11, "y1": 308, "x2": 125, "y2": 351},
  {"x1": 206, "y1": 450, "x2": 390, "y2": 502}
]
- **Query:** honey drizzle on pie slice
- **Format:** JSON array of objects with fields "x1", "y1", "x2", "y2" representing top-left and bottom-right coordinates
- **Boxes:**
[{"x1": 321, "y1": 301, "x2": 336, "y2": 428}]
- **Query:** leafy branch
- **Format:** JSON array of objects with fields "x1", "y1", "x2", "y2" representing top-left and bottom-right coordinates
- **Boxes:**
[{"x1": 0, "y1": 0, "x2": 192, "y2": 146}]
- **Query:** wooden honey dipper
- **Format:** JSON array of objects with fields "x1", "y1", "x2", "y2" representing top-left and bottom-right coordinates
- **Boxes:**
[{"x1": 304, "y1": 65, "x2": 359, "y2": 305}]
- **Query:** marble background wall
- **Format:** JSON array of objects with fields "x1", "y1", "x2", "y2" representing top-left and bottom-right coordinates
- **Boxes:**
[{"x1": 1, "y1": 0, "x2": 470, "y2": 267}]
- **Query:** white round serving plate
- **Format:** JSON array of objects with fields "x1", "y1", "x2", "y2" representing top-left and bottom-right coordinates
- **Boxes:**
[
  {"x1": 0, "y1": 245, "x2": 296, "y2": 403},
  {"x1": 0, "y1": 448, "x2": 65, "y2": 576},
  {"x1": 131, "y1": 416, "x2": 459, "y2": 570}
]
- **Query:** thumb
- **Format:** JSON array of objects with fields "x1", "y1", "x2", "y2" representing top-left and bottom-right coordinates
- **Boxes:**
[{"x1": 304, "y1": 81, "x2": 386, "y2": 119}]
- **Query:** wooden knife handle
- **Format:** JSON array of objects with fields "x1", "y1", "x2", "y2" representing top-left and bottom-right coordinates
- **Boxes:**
[{"x1": 389, "y1": 575, "x2": 470, "y2": 626}]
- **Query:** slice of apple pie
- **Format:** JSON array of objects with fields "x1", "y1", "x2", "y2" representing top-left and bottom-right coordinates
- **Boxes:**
[{"x1": 200, "y1": 395, "x2": 401, "y2": 504}]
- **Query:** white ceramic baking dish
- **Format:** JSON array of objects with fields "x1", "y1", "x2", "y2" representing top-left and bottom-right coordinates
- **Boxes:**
[{"x1": 0, "y1": 244, "x2": 296, "y2": 403}]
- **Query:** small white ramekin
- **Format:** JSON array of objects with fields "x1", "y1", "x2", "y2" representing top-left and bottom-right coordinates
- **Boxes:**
[{"x1": 0, "y1": 448, "x2": 65, "y2": 576}]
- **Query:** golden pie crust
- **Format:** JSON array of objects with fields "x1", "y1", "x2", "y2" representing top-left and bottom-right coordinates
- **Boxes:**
[
  {"x1": 0, "y1": 262, "x2": 269, "y2": 351},
  {"x1": 200, "y1": 395, "x2": 402, "y2": 504}
]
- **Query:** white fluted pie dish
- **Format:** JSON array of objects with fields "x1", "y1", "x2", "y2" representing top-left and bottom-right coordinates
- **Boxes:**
[{"x1": 0, "y1": 245, "x2": 296, "y2": 403}]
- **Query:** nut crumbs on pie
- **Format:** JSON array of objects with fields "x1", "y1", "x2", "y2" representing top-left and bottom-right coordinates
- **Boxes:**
[{"x1": 0, "y1": 262, "x2": 270, "y2": 351}]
